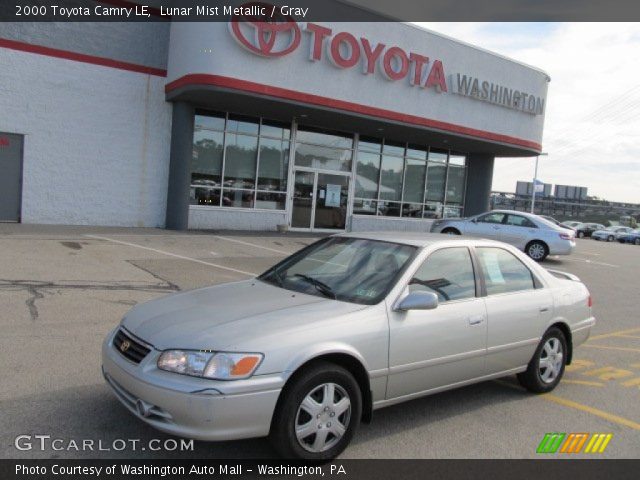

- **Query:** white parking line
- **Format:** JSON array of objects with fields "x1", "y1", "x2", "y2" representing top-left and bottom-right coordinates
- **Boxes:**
[
  {"x1": 560, "y1": 257, "x2": 619, "y2": 268},
  {"x1": 84, "y1": 234, "x2": 258, "y2": 276},
  {"x1": 213, "y1": 235, "x2": 293, "y2": 255}
]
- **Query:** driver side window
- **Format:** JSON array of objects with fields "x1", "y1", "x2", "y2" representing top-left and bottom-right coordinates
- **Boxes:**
[
  {"x1": 478, "y1": 212, "x2": 506, "y2": 224},
  {"x1": 408, "y1": 247, "x2": 476, "y2": 302}
]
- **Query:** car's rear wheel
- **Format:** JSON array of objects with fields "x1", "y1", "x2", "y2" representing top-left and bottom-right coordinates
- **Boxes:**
[
  {"x1": 441, "y1": 228, "x2": 461, "y2": 235},
  {"x1": 607, "y1": 235, "x2": 615, "y2": 242},
  {"x1": 635, "y1": 238, "x2": 640, "y2": 246},
  {"x1": 269, "y1": 362, "x2": 361, "y2": 460},
  {"x1": 526, "y1": 241, "x2": 548, "y2": 262},
  {"x1": 577, "y1": 231, "x2": 585, "y2": 238},
  {"x1": 517, "y1": 327, "x2": 567, "y2": 393}
]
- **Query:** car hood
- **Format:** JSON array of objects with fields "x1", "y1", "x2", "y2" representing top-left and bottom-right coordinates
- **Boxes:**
[{"x1": 121, "y1": 280, "x2": 367, "y2": 350}]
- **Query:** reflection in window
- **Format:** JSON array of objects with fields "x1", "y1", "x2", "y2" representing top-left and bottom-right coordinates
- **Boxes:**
[
  {"x1": 403, "y1": 158, "x2": 427, "y2": 203},
  {"x1": 409, "y1": 247, "x2": 476, "y2": 302},
  {"x1": 191, "y1": 112, "x2": 292, "y2": 210},
  {"x1": 224, "y1": 134, "x2": 258, "y2": 189},
  {"x1": 379, "y1": 155, "x2": 404, "y2": 201},
  {"x1": 476, "y1": 247, "x2": 535, "y2": 295},
  {"x1": 425, "y1": 161, "x2": 446, "y2": 202},
  {"x1": 258, "y1": 138, "x2": 289, "y2": 191},
  {"x1": 355, "y1": 151, "x2": 380, "y2": 199},
  {"x1": 445, "y1": 164, "x2": 465, "y2": 205},
  {"x1": 295, "y1": 143, "x2": 352, "y2": 172}
]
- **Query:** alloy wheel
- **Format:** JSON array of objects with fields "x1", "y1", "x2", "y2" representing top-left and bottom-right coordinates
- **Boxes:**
[
  {"x1": 539, "y1": 337, "x2": 564, "y2": 384},
  {"x1": 295, "y1": 383, "x2": 351, "y2": 453},
  {"x1": 528, "y1": 243, "x2": 546, "y2": 260}
]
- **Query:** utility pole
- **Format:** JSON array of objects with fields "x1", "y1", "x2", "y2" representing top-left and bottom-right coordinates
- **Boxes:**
[{"x1": 530, "y1": 153, "x2": 548, "y2": 214}]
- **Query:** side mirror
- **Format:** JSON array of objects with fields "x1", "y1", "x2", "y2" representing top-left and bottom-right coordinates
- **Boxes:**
[
  {"x1": 396, "y1": 291, "x2": 439, "y2": 311},
  {"x1": 471, "y1": 218, "x2": 478, "y2": 223}
]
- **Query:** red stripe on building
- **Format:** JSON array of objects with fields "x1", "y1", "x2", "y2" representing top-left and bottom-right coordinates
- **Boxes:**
[
  {"x1": 166, "y1": 74, "x2": 542, "y2": 152},
  {"x1": 0, "y1": 38, "x2": 167, "y2": 77}
]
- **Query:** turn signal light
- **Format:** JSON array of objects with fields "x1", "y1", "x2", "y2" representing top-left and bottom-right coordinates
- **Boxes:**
[{"x1": 588, "y1": 295, "x2": 593, "y2": 308}]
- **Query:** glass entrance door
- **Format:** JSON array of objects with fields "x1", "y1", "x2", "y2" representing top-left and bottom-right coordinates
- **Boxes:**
[{"x1": 290, "y1": 170, "x2": 350, "y2": 231}]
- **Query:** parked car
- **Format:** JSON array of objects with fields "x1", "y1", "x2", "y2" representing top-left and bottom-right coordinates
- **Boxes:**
[
  {"x1": 561, "y1": 220, "x2": 583, "y2": 230},
  {"x1": 574, "y1": 223, "x2": 606, "y2": 238},
  {"x1": 591, "y1": 226, "x2": 634, "y2": 242},
  {"x1": 430, "y1": 210, "x2": 575, "y2": 262},
  {"x1": 102, "y1": 233, "x2": 595, "y2": 460},
  {"x1": 617, "y1": 229, "x2": 640, "y2": 245}
]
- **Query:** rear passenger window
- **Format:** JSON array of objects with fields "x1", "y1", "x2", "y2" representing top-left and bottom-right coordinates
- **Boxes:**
[
  {"x1": 409, "y1": 248, "x2": 476, "y2": 302},
  {"x1": 506, "y1": 214, "x2": 537, "y2": 228},
  {"x1": 476, "y1": 247, "x2": 534, "y2": 295}
]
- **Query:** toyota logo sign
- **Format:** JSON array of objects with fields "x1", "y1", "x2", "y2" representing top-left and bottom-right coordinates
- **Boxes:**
[{"x1": 229, "y1": 2, "x2": 301, "y2": 57}]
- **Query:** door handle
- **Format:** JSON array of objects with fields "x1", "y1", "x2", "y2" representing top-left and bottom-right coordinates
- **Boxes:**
[
  {"x1": 539, "y1": 306, "x2": 550, "y2": 313},
  {"x1": 468, "y1": 315, "x2": 485, "y2": 326}
]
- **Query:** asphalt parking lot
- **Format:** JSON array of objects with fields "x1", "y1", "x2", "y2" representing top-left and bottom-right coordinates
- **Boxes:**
[{"x1": 1, "y1": 224, "x2": 638, "y2": 459}]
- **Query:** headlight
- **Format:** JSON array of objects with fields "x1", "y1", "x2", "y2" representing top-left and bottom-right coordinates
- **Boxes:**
[{"x1": 157, "y1": 350, "x2": 263, "y2": 380}]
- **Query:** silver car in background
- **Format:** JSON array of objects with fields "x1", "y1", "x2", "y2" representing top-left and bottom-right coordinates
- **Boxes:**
[
  {"x1": 591, "y1": 225, "x2": 634, "y2": 242},
  {"x1": 102, "y1": 233, "x2": 594, "y2": 460},
  {"x1": 430, "y1": 209, "x2": 575, "y2": 261}
]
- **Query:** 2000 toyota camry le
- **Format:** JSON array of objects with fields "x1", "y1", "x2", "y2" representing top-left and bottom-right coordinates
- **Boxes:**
[{"x1": 102, "y1": 233, "x2": 595, "y2": 460}]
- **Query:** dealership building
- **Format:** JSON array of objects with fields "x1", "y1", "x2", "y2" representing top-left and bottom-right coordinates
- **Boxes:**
[{"x1": 0, "y1": 9, "x2": 549, "y2": 232}]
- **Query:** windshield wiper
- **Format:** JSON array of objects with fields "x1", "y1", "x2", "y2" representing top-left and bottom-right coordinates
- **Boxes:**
[{"x1": 293, "y1": 274, "x2": 337, "y2": 300}]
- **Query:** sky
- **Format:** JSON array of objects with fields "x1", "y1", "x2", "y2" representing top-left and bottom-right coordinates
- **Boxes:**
[{"x1": 415, "y1": 22, "x2": 640, "y2": 204}]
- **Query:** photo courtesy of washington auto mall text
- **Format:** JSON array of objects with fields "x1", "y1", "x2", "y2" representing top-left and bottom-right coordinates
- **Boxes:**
[{"x1": 1, "y1": 0, "x2": 640, "y2": 479}]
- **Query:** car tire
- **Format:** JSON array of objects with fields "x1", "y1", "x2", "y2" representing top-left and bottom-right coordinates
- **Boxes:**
[
  {"x1": 269, "y1": 362, "x2": 362, "y2": 460},
  {"x1": 441, "y1": 228, "x2": 461, "y2": 235},
  {"x1": 635, "y1": 238, "x2": 640, "y2": 246},
  {"x1": 607, "y1": 235, "x2": 614, "y2": 242},
  {"x1": 577, "y1": 231, "x2": 584, "y2": 238},
  {"x1": 525, "y1": 241, "x2": 548, "y2": 262},
  {"x1": 517, "y1": 327, "x2": 567, "y2": 393}
]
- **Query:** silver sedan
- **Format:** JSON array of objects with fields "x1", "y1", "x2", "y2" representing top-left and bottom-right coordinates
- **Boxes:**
[
  {"x1": 102, "y1": 233, "x2": 595, "y2": 460},
  {"x1": 430, "y1": 210, "x2": 575, "y2": 261}
]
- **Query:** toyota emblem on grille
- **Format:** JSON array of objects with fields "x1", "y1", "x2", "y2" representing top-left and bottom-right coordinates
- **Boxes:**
[{"x1": 120, "y1": 340, "x2": 131, "y2": 352}]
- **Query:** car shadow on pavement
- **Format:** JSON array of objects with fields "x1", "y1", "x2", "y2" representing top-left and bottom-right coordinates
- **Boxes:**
[{"x1": 2, "y1": 379, "x2": 528, "y2": 459}]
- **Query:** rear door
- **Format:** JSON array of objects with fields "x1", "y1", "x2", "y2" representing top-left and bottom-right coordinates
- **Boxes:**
[
  {"x1": 0, "y1": 133, "x2": 24, "y2": 222},
  {"x1": 499, "y1": 214, "x2": 538, "y2": 249},
  {"x1": 387, "y1": 247, "x2": 487, "y2": 399},
  {"x1": 464, "y1": 212, "x2": 506, "y2": 240},
  {"x1": 475, "y1": 246, "x2": 553, "y2": 374}
]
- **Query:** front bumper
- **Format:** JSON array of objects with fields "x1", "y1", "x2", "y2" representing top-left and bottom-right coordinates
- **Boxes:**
[{"x1": 102, "y1": 328, "x2": 284, "y2": 441}]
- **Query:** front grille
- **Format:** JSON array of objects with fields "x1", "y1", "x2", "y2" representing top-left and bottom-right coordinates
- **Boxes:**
[{"x1": 113, "y1": 329, "x2": 150, "y2": 364}]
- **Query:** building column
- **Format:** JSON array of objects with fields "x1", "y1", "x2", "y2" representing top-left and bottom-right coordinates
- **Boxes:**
[
  {"x1": 463, "y1": 153, "x2": 495, "y2": 217},
  {"x1": 165, "y1": 102, "x2": 194, "y2": 230}
]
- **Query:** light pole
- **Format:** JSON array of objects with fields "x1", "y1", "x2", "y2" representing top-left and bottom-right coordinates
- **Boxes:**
[{"x1": 530, "y1": 152, "x2": 548, "y2": 214}]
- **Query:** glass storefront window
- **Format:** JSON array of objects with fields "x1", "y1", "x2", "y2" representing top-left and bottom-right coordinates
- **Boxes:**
[
  {"x1": 378, "y1": 201, "x2": 402, "y2": 217},
  {"x1": 379, "y1": 155, "x2": 404, "y2": 201},
  {"x1": 358, "y1": 137, "x2": 382, "y2": 154},
  {"x1": 258, "y1": 138, "x2": 289, "y2": 191},
  {"x1": 352, "y1": 199, "x2": 378, "y2": 215},
  {"x1": 425, "y1": 160, "x2": 446, "y2": 202},
  {"x1": 355, "y1": 151, "x2": 381, "y2": 199},
  {"x1": 296, "y1": 127, "x2": 353, "y2": 149},
  {"x1": 294, "y1": 143, "x2": 352, "y2": 172},
  {"x1": 446, "y1": 164, "x2": 466, "y2": 205},
  {"x1": 403, "y1": 157, "x2": 427, "y2": 203},
  {"x1": 191, "y1": 112, "x2": 291, "y2": 210},
  {"x1": 222, "y1": 189, "x2": 254, "y2": 208},
  {"x1": 227, "y1": 114, "x2": 259, "y2": 135},
  {"x1": 383, "y1": 140, "x2": 405, "y2": 156},
  {"x1": 223, "y1": 133, "x2": 258, "y2": 189}
]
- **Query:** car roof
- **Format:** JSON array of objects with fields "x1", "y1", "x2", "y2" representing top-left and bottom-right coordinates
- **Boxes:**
[{"x1": 336, "y1": 231, "x2": 506, "y2": 248}]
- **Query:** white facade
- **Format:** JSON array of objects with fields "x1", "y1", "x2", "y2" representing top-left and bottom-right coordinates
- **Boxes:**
[{"x1": 0, "y1": 40, "x2": 171, "y2": 226}]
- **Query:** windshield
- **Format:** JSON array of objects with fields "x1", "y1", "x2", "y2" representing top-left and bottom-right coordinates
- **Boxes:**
[{"x1": 258, "y1": 237, "x2": 417, "y2": 305}]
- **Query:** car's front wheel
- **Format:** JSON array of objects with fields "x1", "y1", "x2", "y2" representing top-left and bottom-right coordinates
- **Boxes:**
[
  {"x1": 635, "y1": 238, "x2": 640, "y2": 246},
  {"x1": 441, "y1": 227, "x2": 461, "y2": 235},
  {"x1": 526, "y1": 241, "x2": 548, "y2": 262},
  {"x1": 607, "y1": 235, "x2": 615, "y2": 242},
  {"x1": 577, "y1": 231, "x2": 585, "y2": 238},
  {"x1": 517, "y1": 327, "x2": 567, "y2": 393},
  {"x1": 269, "y1": 362, "x2": 362, "y2": 460}
]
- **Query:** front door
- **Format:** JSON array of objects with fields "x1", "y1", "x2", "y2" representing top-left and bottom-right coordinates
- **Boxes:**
[
  {"x1": 0, "y1": 133, "x2": 24, "y2": 222},
  {"x1": 290, "y1": 169, "x2": 350, "y2": 231}
]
